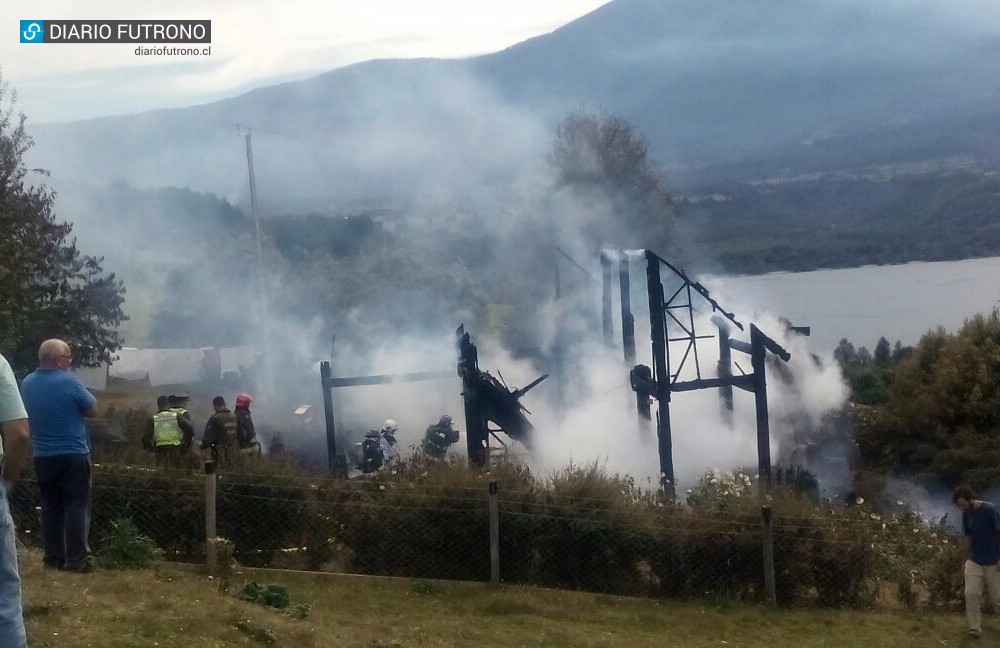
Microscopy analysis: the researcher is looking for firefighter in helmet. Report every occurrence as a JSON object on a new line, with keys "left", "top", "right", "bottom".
{"left": 234, "top": 392, "right": 258, "bottom": 453}
{"left": 380, "top": 418, "right": 400, "bottom": 466}
{"left": 359, "top": 428, "right": 384, "bottom": 474}
{"left": 422, "top": 414, "right": 459, "bottom": 459}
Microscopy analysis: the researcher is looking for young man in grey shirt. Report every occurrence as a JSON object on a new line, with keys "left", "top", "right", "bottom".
{"left": 0, "top": 351, "right": 31, "bottom": 648}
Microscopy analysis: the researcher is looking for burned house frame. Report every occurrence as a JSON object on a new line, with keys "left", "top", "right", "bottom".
{"left": 319, "top": 326, "right": 546, "bottom": 475}
{"left": 604, "top": 249, "right": 801, "bottom": 496}
{"left": 318, "top": 247, "right": 800, "bottom": 492}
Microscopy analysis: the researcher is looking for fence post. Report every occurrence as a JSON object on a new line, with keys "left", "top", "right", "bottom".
{"left": 205, "top": 459, "right": 217, "bottom": 575}
{"left": 489, "top": 480, "right": 499, "bottom": 585}
{"left": 761, "top": 504, "right": 777, "bottom": 606}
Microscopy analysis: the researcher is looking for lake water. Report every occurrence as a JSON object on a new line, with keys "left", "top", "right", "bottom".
{"left": 701, "top": 257, "right": 1000, "bottom": 351}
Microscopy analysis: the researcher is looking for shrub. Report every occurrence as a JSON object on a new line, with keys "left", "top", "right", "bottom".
{"left": 97, "top": 517, "right": 161, "bottom": 568}
{"left": 10, "top": 449, "right": 961, "bottom": 610}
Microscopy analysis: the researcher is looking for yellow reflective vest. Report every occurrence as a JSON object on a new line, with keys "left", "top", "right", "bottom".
{"left": 152, "top": 410, "right": 182, "bottom": 447}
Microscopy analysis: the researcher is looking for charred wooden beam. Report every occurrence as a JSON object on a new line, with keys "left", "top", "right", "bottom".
{"left": 670, "top": 375, "right": 755, "bottom": 393}
{"left": 323, "top": 370, "right": 454, "bottom": 388}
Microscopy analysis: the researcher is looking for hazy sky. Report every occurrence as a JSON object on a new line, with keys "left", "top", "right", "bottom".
{"left": 2, "top": 0, "right": 609, "bottom": 123}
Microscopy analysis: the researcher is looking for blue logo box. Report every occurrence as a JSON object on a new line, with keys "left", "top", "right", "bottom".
{"left": 20, "top": 20, "right": 45, "bottom": 43}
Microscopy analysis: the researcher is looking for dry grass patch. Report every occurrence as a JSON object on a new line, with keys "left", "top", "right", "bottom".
{"left": 18, "top": 549, "right": 991, "bottom": 647}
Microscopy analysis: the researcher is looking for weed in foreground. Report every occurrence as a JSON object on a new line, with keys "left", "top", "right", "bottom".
{"left": 96, "top": 516, "right": 161, "bottom": 569}
{"left": 237, "top": 580, "right": 312, "bottom": 619}
{"left": 234, "top": 617, "right": 278, "bottom": 644}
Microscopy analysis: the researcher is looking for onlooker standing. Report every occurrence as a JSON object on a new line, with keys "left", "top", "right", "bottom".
{"left": 202, "top": 396, "right": 238, "bottom": 462}
{"left": 953, "top": 485, "right": 1000, "bottom": 638}
{"left": 20, "top": 339, "right": 97, "bottom": 573}
{"left": 0, "top": 350, "right": 30, "bottom": 647}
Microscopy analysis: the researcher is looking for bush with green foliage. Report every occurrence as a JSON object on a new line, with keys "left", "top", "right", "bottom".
{"left": 854, "top": 311, "right": 1000, "bottom": 489}
{"left": 9, "top": 452, "right": 961, "bottom": 610}
{"left": 96, "top": 517, "right": 161, "bottom": 568}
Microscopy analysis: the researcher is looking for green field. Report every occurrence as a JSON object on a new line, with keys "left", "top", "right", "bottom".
{"left": 17, "top": 549, "right": 989, "bottom": 648}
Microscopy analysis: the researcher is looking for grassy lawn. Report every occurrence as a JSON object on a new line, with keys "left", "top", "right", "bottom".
{"left": 18, "top": 550, "right": 988, "bottom": 647}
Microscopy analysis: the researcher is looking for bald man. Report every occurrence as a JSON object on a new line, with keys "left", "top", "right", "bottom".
{"left": 20, "top": 339, "right": 98, "bottom": 573}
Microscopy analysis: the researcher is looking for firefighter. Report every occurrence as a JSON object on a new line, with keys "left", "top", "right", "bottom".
{"left": 360, "top": 428, "right": 384, "bottom": 474}
{"left": 234, "top": 392, "right": 258, "bottom": 453}
{"left": 422, "top": 414, "right": 459, "bottom": 459}
{"left": 166, "top": 393, "right": 195, "bottom": 453}
{"left": 380, "top": 418, "right": 400, "bottom": 466}
{"left": 202, "top": 396, "right": 238, "bottom": 462}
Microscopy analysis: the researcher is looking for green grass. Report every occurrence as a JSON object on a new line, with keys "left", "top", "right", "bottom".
{"left": 17, "top": 549, "right": 992, "bottom": 647}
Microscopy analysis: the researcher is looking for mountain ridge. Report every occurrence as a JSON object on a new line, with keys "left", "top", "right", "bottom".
{"left": 24, "top": 0, "right": 1000, "bottom": 204}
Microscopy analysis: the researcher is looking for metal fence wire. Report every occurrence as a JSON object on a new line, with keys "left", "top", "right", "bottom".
{"left": 7, "top": 464, "right": 966, "bottom": 611}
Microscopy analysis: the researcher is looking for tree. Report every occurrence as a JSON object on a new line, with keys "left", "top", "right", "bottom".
{"left": 547, "top": 111, "right": 673, "bottom": 248}
{"left": 0, "top": 77, "right": 126, "bottom": 371}
{"left": 873, "top": 336, "right": 891, "bottom": 365}
{"left": 855, "top": 314, "right": 1000, "bottom": 490}
{"left": 833, "top": 338, "right": 857, "bottom": 364}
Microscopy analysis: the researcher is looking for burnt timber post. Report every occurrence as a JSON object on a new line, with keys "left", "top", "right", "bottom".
{"left": 751, "top": 325, "right": 779, "bottom": 606}
{"left": 645, "top": 250, "right": 675, "bottom": 496}
{"left": 320, "top": 361, "right": 347, "bottom": 478}
{"left": 457, "top": 327, "right": 488, "bottom": 468}
{"left": 619, "top": 255, "right": 636, "bottom": 365}
{"left": 750, "top": 324, "right": 772, "bottom": 489}
{"left": 619, "top": 254, "right": 639, "bottom": 413}
{"left": 601, "top": 251, "right": 614, "bottom": 347}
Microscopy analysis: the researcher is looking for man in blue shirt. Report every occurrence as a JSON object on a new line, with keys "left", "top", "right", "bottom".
{"left": 20, "top": 339, "right": 98, "bottom": 573}
{"left": 0, "top": 350, "right": 31, "bottom": 647}
{"left": 954, "top": 485, "right": 1000, "bottom": 638}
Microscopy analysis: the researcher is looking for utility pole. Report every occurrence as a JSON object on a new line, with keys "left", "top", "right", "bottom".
{"left": 242, "top": 128, "right": 272, "bottom": 396}
{"left": 245, "top": 131, "right": 264, "bottom": 299}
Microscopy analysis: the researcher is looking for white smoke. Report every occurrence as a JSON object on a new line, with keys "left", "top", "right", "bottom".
{"left": 520, "top": 283, "right": 850, "bottom": 490}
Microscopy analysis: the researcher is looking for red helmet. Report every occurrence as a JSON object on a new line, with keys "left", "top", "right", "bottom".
{"left": 235, "top": 392, "right": 253, "bottom": 407}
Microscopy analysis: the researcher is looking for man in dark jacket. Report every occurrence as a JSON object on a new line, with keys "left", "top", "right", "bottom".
{"left": 201, "top": 396, "right": 238, "bottom": 461}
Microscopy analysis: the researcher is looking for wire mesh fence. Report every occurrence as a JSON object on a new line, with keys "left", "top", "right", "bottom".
{"left": 6, "top": 460, "right": 967, "bottom": 612}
